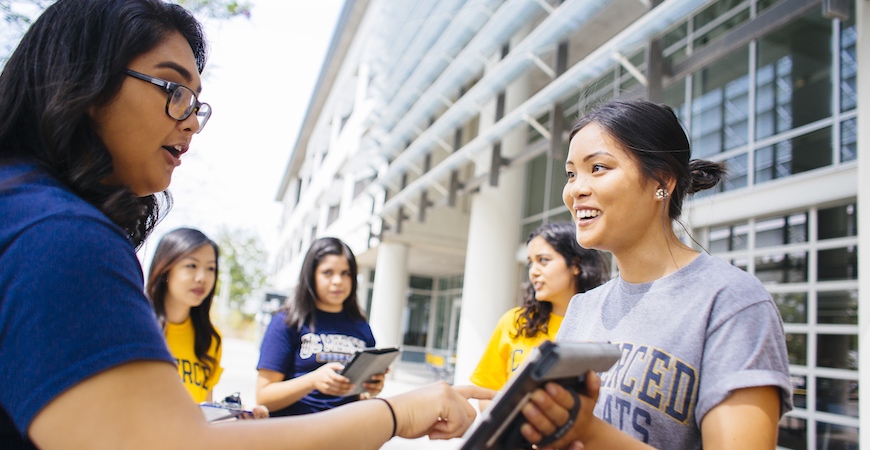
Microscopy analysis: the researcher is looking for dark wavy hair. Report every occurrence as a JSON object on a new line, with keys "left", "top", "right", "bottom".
{"left": 0, "top": 0, "right": 207, "bottom": 248}
{"left": 146, "top": 228, "right": 221, "bottom": 371}
{"left": 282, "top": 237, "right": 368, "bottom": 332}
{"left": 515, "top": 222, "right": 610, "bottom": 338}
{"left": 569, "top": 98, "right": 726, "bottom": 223}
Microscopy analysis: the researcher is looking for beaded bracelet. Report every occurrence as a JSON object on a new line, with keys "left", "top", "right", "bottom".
{"left": 373, "top": 398, "right": 397, "bottom": 438}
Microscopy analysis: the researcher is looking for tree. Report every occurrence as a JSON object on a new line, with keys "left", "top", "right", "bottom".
{"left": 1, "top": 0, "right": 251, "bottom": 65}
{"left": 216, "top": 226, "right": 268, "bottom": 319}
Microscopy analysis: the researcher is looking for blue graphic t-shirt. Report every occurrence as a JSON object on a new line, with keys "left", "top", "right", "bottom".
{"left": 257, "top": 309, "right": 375, "bottom": 416}
{"left": 0, "top": 162, "right": 174, "bottom": 448}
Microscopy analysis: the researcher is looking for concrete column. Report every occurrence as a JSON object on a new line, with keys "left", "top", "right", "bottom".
{"left": 368, "top": 241, "right": 409, "bottom": 347}
{"left": 857, "top": 0, "right": 870, "bottom": 445}
{"left": 453, "top": 33, "right": 532, "bottom": 385}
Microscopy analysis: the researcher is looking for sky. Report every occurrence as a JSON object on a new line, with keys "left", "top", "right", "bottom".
{"left": 138, "top": 0, "right": 345, "bottom": 266}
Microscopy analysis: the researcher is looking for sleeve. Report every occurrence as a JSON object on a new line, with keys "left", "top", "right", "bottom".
{"left": 695, "top": 297, "right": 794, "bottom": 426}
{"left": 363, "top": 322, "right": 376, "bottom": 348}
{"left": 469, "top": 310, "right": 516, "bottom": 391}
{"left": 256, "top": 311, "right": 297, "bottom": 376}
{"left": 0, "top": 216, "right": 174, "bottom": 433}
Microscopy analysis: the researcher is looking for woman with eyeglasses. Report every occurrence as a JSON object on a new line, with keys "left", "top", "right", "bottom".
{"left": 0, "top": 1, "right": 490, "bottom": 449}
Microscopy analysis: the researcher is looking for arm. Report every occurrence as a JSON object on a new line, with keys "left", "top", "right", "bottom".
{"left": 700, "top": 386, "right": 780, "bottom": 449}
{"left": 521, "top": 378, "right": 782, "bottom": 450}
{"left": 470, "top": 310, "right": 516, "bottom": 412}
{"left": 30, "top": 360, "right": 494, "bottom": 450}
{"left": 256, "top": 364, "right": 353, "bottom": 412}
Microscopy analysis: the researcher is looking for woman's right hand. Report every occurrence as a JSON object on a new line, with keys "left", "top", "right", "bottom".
{"left": 309, "top": 362, "right": 354, "bottom": 397}
{"left": 387, "top": 382, "right": 495, "bottom": 440}
{"left": 519, "top": 371, "right": 601, "bottom": 449}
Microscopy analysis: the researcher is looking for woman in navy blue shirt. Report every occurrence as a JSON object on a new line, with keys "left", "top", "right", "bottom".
{"left": 0, "top": 1, "right": 490, "bottom": 448}
{"left": 257, "top": 237, "right": 386, "bottom": 416}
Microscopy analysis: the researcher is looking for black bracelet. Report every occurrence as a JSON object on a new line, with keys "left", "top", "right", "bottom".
{"left": 374, "top": 397, "right": 397, "bottom": 438}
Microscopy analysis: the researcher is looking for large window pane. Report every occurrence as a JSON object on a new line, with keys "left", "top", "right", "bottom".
{"left": 816, "top": 377, "right": 858, "bottom": 417}
{"left": 402, "top": 293, "right": 429, "bottom": 347}
{"left": 709, "top": 222, "right": 748, "bottom": 253}
{"left": 549, "top": 154, "right": 568, "bottom": 211}
{"left": 818, "top": 203, "right": 857, "bottom": 239}
{"left": 754, "top": 252, "right": 807, "bottom": 284}
{"left": 817, "top": 334, "right": 857, "bottom": 370}
{"left": 663, "top": 78, "right": 687, "bottom": 125}
{"left": 756, "top": 213, "right": 807, "bottom": 247}
{"left": 772, "top": 292, "right": 807, "bottom": 323}
{"left": 817, "top": 246, "right": 858, "bottom": 281}
{"left": 409, "top": 276, "right": 433, "bottom": 290}
{"left": 792, "top": 373, "right": 808, "bottom": 408}
{"left": 433, "top": 294, "right": 452, "bottom": 350}
{"left": 692, "top": 1, "right": 749, "bottom": 49}
{"left": 754, "top": 127, "right": 833, "bottom": 184}
{"left": 692, "top": 46, "right": 749, "bottom": 158}
{"left": 818, "top": 290, "right": 858, "bottom": 325}
{"left": 778, "top": 415, "right": 807, "bottom": 449}
{"left": 524, "top": 154, "right": 548, "bottom": 217}
{"left": 720, "top": 153, "right": 748, "bottom": 192}
{"left": 840, "top": 4, "right": 857, "bottom": 112}
{"left": 816, "top": 422, "right": 859, "bottom": 449}
{"left": 786, "top": 333, "right": 807, "bottom": 365}
{"left": 841, "top": 117, "right": 857, "bottom": 162}
{"left": 756, "top": 10, "right": 833, "bottom": 140}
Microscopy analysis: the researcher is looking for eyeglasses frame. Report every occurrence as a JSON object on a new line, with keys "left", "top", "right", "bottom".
{"left": 124, "top": 69, "right": 211, "bottom": 133}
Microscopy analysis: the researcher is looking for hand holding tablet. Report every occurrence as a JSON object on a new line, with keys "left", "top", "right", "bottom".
{"left": 340, "top": 347, "right": 400, "bottom": 397}
{"left": 459, "top": 341, "right": 620, "bottom": 450}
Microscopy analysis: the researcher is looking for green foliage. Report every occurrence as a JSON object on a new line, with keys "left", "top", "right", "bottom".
{"left": 216, "top": 226, "right": 268, "bottom": 319}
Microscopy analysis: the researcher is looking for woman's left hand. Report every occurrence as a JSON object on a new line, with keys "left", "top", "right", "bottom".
{"left": 360, "top": 372, "right": 386, "bottom": 399}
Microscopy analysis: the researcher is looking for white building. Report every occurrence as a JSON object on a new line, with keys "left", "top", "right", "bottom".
{"left": 273, "top": 1, "right": 866, "bottom": 447}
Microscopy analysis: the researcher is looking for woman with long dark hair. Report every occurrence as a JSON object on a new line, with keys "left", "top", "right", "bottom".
{"left": 470, "top": 221, "right": 609, "bottom": 410}
{"left": 146, "top": 228, "right": 223, "bottom": 403}
{"left": 257, "top": 237, "right": 385, "bottom": 416}
{"left": 519, "top": 99, "right": 792, "bottom": 449}
{"left": 0, "top": 1, "right": 489, "bottom": 448}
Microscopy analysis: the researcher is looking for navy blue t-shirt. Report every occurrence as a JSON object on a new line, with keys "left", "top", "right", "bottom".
{"left": 0, "top": 163, "right": 174, "bottom": 447}
{"left": 257, "top": 310, "right": 375, "bottom": 416}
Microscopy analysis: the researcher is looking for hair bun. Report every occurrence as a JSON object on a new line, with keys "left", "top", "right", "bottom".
{"left": 688, "top": 159, "right": 727, "bottom": 194}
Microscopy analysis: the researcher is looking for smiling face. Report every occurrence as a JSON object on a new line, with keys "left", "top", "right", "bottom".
{"left": 563, "top": 122, "right": 666, "bottom": 257}
{"left": 314, "top": 254, "right": 353, "bottom": 313}
{"left": 165, "top": 244, "right": 217, "bottom": 315}
{"left": 91, "top": 31, "right": 204, "bottom": 196}
{"left": 527, "top": 235, "right": 578, "bottom": 309}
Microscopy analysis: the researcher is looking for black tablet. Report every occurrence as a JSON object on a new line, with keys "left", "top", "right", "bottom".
{"left": 340, "top": 347, "right": 400, "bottom": 396}
{"left": 459, "top": 341, "right": 621, "bottom": 450}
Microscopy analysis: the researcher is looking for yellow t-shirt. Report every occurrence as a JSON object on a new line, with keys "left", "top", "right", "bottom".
{"left": 469, "top": 307, "right": 563, "bottom": 391}
{"left": 164, "top": 317, "right": 224, "bottom": 403}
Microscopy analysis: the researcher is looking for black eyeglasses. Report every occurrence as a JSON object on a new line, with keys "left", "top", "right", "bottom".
{"left": 125, "top": 69, "right": 212, "bottom": 133}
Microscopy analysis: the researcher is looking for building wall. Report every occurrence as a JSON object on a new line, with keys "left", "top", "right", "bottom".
{"left": 274, "top": 1, "right": 863, "bottom": 447}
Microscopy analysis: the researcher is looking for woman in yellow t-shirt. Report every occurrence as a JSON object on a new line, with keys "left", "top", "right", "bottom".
{"left": 146, "top": 227, "right": 224, "bottom": 404}
{"left": 470, "top": 221, "right": 610, "bottom": 410}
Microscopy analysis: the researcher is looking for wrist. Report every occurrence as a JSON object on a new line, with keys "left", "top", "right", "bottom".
{"left": 372, "top": 398, "right": 396, "bottom": 438}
